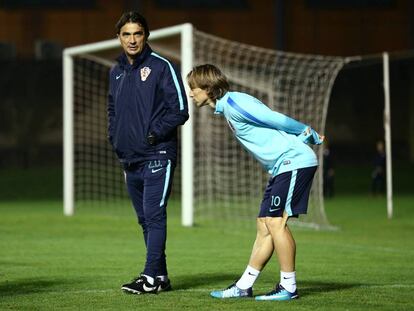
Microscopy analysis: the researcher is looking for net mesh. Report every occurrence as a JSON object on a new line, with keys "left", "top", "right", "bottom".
{"left": 191, "top": 30, "right": 345, "bottom": 228}
{"left": 73, "top": 55, "right": 127, "bottom": 210}
{"left": 71, "top": 28, "right": 345, "bottom": 228}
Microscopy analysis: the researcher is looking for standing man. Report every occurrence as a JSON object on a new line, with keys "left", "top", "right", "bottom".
{"left": 108, "top": 12, "right": 189, "bottom": 294}
{"left": 187, "top": 64, "right": 323, "bottom": 301}
{"left": 371, "top": 140, "right": 386, "bottom": 195}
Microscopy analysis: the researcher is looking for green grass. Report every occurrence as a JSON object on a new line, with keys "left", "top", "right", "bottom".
{"left": 1, "top": 194, "right": 413, "bottom": 310}
{"left": 0, "top": 165, "right": 413, "bottom": 310}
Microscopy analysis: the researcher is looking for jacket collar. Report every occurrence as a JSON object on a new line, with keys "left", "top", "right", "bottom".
{"left": 214, "top": 92, "right": 229, "bottom": 115}
{"left": 117, "top": 44, "right": 153, "bottom": 70}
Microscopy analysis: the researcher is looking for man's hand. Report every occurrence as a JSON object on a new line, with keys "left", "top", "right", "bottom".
{"left": 147, "top": 132, "right": 157, "bottom": 145}
{"left": 299, "top": 127, "right": 324, "bottom": 145}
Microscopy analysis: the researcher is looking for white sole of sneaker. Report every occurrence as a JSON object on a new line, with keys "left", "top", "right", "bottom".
{"left": 121, "top": 287, "right": 156, "bottom": 294}
{"left": 121, "top": 287, "right": 143, "bottom": 294}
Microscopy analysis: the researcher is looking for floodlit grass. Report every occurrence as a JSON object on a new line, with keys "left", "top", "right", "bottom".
{"left": 1, "top": 164, "right": 413, "bottom": 309}
{"left": 1, "top": 194, "right": 413, "bottom": 310}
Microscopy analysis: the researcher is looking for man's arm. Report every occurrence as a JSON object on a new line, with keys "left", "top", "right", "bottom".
{"left": 229, "top": 96, "right": 307, "bottom": 135}
{"left": 229, "top": 95, "right": 323, "bottom": 145}
{"left": 107, "top": 70, "right": 115, "bottom": 145}
{"left": 149, "top": 64, "right": 189, "bottom": 144}
{"left": 253, "top": 102, "right": 324, "bottom": 145}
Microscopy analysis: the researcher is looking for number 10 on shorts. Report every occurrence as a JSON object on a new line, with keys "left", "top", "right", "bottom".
{"left": 271, "top": 195, "right": 281, "bottom": 207}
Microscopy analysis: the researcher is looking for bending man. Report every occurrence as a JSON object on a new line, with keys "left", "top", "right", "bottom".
{"left": 187, "top": 64, "right": 323, "bottom": 301}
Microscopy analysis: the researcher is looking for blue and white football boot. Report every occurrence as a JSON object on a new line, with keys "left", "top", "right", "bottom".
{"left": 210, "top": 282, "right": 253, "bottom": 299}
{"left": 255, "top": 284, "right": 299, "bottom": 301}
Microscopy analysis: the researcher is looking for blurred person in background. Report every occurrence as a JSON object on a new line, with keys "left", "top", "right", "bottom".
{"left": 371, "top": 140, "right": 386, "bottom": 195}
{"left": 323, "top": 140, "right": 335, "bottom": 198}
{"left": 107, "top": 11, "right": 189, "bottom": 294}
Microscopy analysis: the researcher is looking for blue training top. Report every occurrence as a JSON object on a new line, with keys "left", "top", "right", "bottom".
{"left": 214, "top": 92, "right": 323, "bottom": 176}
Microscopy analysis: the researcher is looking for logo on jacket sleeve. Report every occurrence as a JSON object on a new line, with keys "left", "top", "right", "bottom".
{"left": 140, "top": 67, "right": 151, "bottom": 81}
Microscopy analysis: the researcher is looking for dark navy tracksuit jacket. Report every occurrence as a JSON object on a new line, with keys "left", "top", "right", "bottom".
{"left": 107, "top": 44, "right": 189, "bottom": 165}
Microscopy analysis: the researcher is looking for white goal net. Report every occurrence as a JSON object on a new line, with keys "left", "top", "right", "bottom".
{"left": 64, "top": 24, "right": 346, "bottom": 229}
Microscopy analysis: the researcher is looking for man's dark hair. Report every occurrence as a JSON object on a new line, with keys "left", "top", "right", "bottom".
{"left": 115, "top": 11, "right": 150, "bottom": 38}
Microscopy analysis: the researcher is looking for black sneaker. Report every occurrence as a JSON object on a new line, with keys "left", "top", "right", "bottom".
{"left": 156, "top": 277, "right": 172, "bottom": 292}
{"left": 121, "top": 275, "right": 159, "bottom": 294}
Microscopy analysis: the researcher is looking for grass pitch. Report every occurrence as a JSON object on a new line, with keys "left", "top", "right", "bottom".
{"left": 1, "top": 194, "right": 413, "bottom": 310}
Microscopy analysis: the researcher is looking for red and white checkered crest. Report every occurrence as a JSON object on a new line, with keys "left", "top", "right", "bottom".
{"left": 140, "top": 67, "right": 151, "bottom": 81}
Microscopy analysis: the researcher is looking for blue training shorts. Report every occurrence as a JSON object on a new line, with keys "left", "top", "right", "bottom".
{"left": 258, "top": 166, "right": 317, "bottom": 218}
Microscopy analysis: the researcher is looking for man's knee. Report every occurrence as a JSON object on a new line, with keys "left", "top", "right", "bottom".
{"left": 264, "top": 216, "right": 288, "bottom": 232}
{"left": 256, "top": 217, "right": 271, "bottom": 237}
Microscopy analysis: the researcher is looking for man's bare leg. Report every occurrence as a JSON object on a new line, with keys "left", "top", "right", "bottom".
{"left": 235, "top": 217, "right": 274, "bottom": 290}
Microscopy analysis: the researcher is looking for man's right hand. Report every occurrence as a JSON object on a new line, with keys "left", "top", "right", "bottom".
{"left": 147, "top": 132, "right": 157, "bottom": 145}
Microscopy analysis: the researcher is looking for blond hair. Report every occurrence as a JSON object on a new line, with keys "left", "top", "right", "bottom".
{"left": 187, "top": 64, "right": 229, "bottom": 101}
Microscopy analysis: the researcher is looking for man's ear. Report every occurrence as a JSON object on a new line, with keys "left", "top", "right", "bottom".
{"left": 206, "top": 88, "right": 215, "bottom": 101}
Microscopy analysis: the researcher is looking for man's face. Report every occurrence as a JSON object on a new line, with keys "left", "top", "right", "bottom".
{"left": 118, "top": 22, "right": 146, "bottom": 63}
{"left": 189, "top": 87, "right": 210, "bottom": 107}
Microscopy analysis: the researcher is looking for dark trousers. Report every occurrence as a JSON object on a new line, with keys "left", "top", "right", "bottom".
{"left": 124, "top": 159, "right": 174, "bottom": 277}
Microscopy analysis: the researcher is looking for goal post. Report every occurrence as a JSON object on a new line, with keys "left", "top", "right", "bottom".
{"left": 382, "top": 52, "right": 393, "bottom": 219}
{"left": 342, "top": 52, "right": 394, "bottom": 220}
